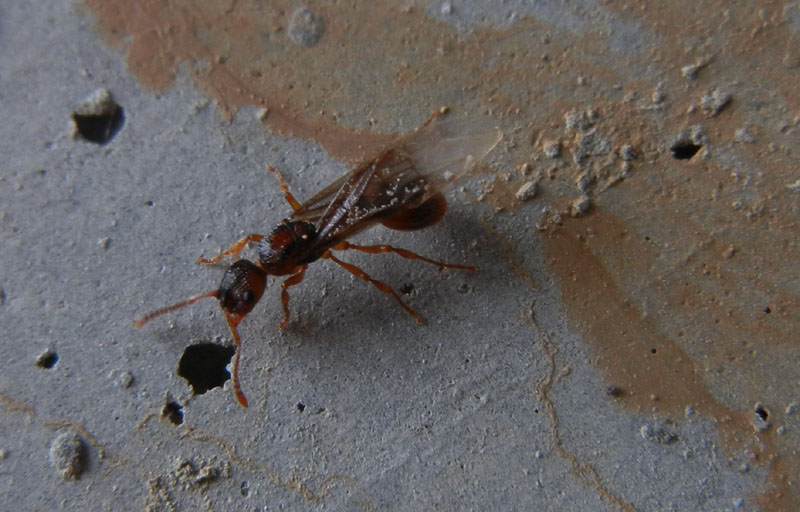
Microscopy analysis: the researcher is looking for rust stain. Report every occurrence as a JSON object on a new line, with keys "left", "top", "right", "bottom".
{"left": 542, "top": 214, "right": 748, "bottom": 420}
{"left": 543, "top": 211, "right": 798, "bottom": 510}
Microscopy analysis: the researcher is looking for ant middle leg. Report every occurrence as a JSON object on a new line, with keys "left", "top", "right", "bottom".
{"left": 279, "top": 265, "right": 307, "bottom": 329}
{"left": 267, "top": 166, "right": 302, "bottom": 212}
{"left": 197, "top": 234, "right": 264, "bottom": 265}
{"left": 322, "top": 251, "right": 423, "bottom": 324}
{"left": 330, "top": 241, "right": 475, "bottom": 271}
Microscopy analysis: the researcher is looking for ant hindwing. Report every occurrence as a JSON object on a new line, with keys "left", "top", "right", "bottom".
{"left": 135, "top": 112, "right": 501, "bottom": 407}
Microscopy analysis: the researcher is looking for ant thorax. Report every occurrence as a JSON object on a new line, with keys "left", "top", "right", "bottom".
{"left": 257, "top": 220, "right": 319, "bottom": 275}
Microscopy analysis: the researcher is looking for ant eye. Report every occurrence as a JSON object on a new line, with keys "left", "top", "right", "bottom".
{"left": 242, "top": 290, "right": 255, "bottom": 304}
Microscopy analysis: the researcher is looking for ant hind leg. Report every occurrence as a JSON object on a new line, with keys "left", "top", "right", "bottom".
{"left": 323, "top": 250, "right": 423, "bottom": 324}
{"left": 330, "top": 241, "right": 475, "bottom": 271}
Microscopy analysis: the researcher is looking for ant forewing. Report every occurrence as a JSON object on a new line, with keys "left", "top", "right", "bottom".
{"left": 135, "top": 112, "right": 501, "bottom": 407}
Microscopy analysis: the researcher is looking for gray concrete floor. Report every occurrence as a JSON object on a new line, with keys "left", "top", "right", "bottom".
{"left": 1, "top": 1, "right": 798, "bottom": 510}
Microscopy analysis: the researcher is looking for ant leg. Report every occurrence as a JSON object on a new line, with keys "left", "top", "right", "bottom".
{"left": 222, "top": 312, "right": 250, "bottom": 408}
{"left": 323, "top": 251, "right": 423, "bottom": 324}
{"left": 197, "top": 234, "right": 264, "bottom": 265}
{"left": 330, "top": 241, "right": 475, "bottom": 271}
{"left": 267, "top": 166, "right": 302, "bottom": 212}
{"left": 421, "top": 110, "right": 442, "bottom": 127}
{"left": 279, "top": 265, "right": 307, "bottom": 329}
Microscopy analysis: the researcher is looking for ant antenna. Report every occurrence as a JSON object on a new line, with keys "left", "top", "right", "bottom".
{"left": 134, "top": 291, "right": 218, "bottom": 328}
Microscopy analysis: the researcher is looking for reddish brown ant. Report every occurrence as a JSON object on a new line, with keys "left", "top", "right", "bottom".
{"left": 135, "top": 112, "right": 501, "bottom": 407}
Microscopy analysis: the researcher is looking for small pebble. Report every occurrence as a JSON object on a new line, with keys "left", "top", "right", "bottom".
{"left": 543, "top": 140, "right": 561, "bottom": 158}
{"left": 681, "top": 60, "right": 707, "bottom": 80}
{"left": 515, "top": 181, "right": 538, "bottom": 202}
{"left": 734, "top": 127, "right": 755, "bottom": 143}
{"left": 700, "top": 88, "right": 732, "bottom": 116}
{"left": 109, "top": 369, "right": 134, "bottom": 389}
{"left": 73, "top": 88, "right": 116, "bottom": 117}
{"left": 49, "top": 432, "right": 86, "bottom": 480}
{"left": 785, "top": 180, "right": 800, "bottom": 194}
{"left": 570, "top": 196, "right": 592, "bottom": 217}
{"left": 721, "top": 245, "right": 736, "bottom": 259}
{"left": 288, "top": 7, "right": 325, "bottom": 47}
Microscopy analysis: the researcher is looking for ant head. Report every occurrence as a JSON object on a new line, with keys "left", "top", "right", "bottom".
{"left": 134, "top": 259, "right": 267, "bottom": 409}
{"left": 216, "top": 260, "right": 267, "bottom": 319}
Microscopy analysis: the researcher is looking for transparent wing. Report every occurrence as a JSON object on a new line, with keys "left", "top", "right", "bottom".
{"left": 291, "top": 113, "right": 501, "bottom": 248}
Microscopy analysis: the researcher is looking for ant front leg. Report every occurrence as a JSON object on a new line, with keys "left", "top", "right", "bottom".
{"left": 279, "top": 265, "right": 307, "bottom": 329}
{"left": 197, "top": 234, "right": 264, "bottom": 265}
{"left": 322, "top": 250, "right": 423, "bottom": 324}
{"left": 330, "top": 241, "right": 475, "bottom": 271}
{"left": 267, "top": 166, "right": 302, "bottom": 213}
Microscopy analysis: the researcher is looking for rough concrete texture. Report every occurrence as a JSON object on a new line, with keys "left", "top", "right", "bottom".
{"left": 1, "top": 1, "right": 798, "bottom": 510}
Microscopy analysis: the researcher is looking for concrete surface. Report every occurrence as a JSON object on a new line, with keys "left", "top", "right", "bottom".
{"left": 1, "top": 1, "right": 798, "bottom": 510}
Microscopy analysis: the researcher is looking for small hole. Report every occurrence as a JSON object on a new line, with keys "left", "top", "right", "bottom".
{"left": 755, "top": 404, "right": 768, "bottom": 422}
{"left": 650, "top": 348, "right": 658, "bottom": 354}
{"left": 606, "top": 386, "right": 624, "bottom": 397}
{"left": 163, "top": 401, "right": 184, "bottom": 425}
{"left": 399, "top": 283, "right": 415, "bottom": 295}
{"left": 36, "top": 350, "right": 58, "bottom": 369}
{"left": 177, "top": 343, "right": 236, "bottom": 396}
{"left": 763, "top": 306, "right": 771, "bottom": 314}
{"left": 72, "top": 105, "right": 125, "bottom": 145}
{"left": 296, "top": 402, "right": 305, "bottom": 412}
{"left": 146, "top": 200, "right": 155, "bottom": 207}
{"left": 670, "top": 141, "right": 702, "bottom": 160}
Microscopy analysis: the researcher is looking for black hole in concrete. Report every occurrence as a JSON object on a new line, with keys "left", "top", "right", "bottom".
{"left": 177, "top": 343, "right": 236, "bottom": 396}
{"left": 36, "top": 350, "right": 58, "bottom": 369}
{"left": 650, "top": 348, "right": 658, "bottom": 354}
{"left": 163, "top": 401, "right": 184, "bottom": 425}
{"left": 399, "top": 283, "right": 415, "bottom": 295}
{"left": 72, "top": 106, "right": 125, "bottom": 145}
{"left": 146, "top": 200, "right": 155, "bottom": 207}
{"left": 240, "top": 481, "right": 249, "bottom": 497}
{"left": 296, "top": 402, "right": 305, "bottom": 412}
{"left": 755, "top": 404, "right": 768, "bottom": 422}
{"left": 763, "top": 306, "right": 771, "bottom": 314}
{"left": 670, "top": 141, "right": 702, "bottom": 160}
{"left": 606, "top": 386, "right": 625, "bottom": 397}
